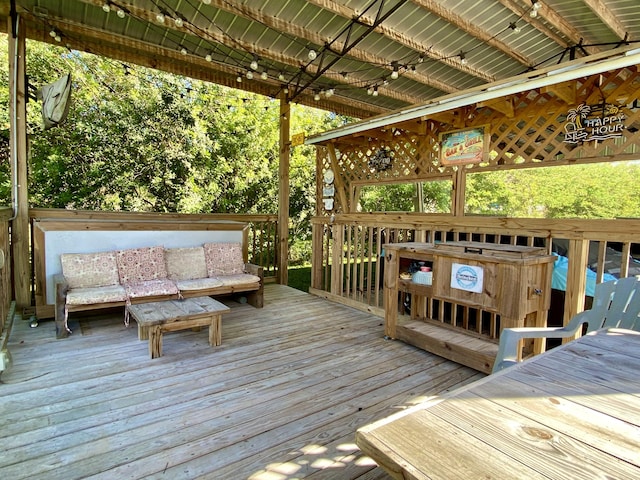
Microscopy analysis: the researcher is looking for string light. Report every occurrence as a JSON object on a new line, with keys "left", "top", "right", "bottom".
{"left": 509, "top": 22, "right": 521, "bottom": 34}
{"left": 202, "top": 0, "right": 211, "bottom": 4}
{"left": 246, "top": 71, "right": 254, "bottom": 80}
{"left": 156, "top": 12, "right": 165, "bottom": 24}
{"left": 308, "top": 49, "right": 317, "bottom": 61}
{"left": 390, "top": 62, "right": 399, "bottom": 80}
{"left": 278, "top": 72, "right": 285, "bottom": 81}
{"left": 236, "top": 73, "right": 243, "bottom": 83}
{"left": 49, "top": 29, "right": 61, "bottom": 42}
{"left": 459, "top": 51, "right": 467, "bottom": 65}
{"left": 261, "top": 71, "right": 268, "bottom": 80}
{"left": 116, "top": 8, "right": 125, "bottom": 18}
{"left": 250, "top": 56, "right": 259, "bottom": 71}
{"left": 372, "top": 86, "right": 379, "bottom": 96}
{"left": 313, "top": 91, "right": 320, "bottom": 101}
{"left": 530, "top": 0, "right": 541, "bottom": 18}
{"left": 102, "top": 2, "right": 111, "bottom": 13}
{"left": 174, "top": 17, "right": 184, "bottom": 28}
{"left": 205, "top": 53, "right": 212, "bottom": 62}
{"left": 180, "top": 46, "right": 188, "bottom": 55}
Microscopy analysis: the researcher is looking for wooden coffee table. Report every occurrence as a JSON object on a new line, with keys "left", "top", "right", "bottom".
{"left": 127, "top": 296, "right": 230, "bottom": 359}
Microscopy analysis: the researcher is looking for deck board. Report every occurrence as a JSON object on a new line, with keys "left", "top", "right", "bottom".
{"left": 0, "top": 285, "right": 482, "bottom": 479}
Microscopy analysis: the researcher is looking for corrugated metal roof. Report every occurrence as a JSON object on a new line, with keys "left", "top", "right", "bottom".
{"left": 2, "top": 0, "right": 639, "bottom": 118}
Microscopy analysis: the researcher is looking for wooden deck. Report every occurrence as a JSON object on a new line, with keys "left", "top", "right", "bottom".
{"left": 0, "top": 284, "right": 483, "bottom": 479}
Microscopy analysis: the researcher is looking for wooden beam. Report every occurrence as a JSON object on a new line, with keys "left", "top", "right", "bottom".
{"left": 326, "top": 143, "right": 349, "bottom": 212}
{"left": 12, "top": 9, "right": 385, "bottom": 119}
{"left": 541, "top": 81, "right": 577, "bottom": 105}
{"left": 278, "top": 95, "right": 290, "bottom": 285}
{"left": 498, "top": 0, "right": 602, "bottom": 55}
{"left": 8, "top": 15, "right": 30, "bottom": 308}
{"left": 477, "top": 97, "right": 515, "bottom": 118}
{"left": 411, "top": 0, "right": 533, "bottom": 69}
{"left": 583, "top": 0, "right": 628, "bottom": 41}
{"left": 307, "top": 0, "right": 494, "bottom": 83}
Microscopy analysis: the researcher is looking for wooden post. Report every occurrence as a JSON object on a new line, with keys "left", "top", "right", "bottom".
{"left": 278, "top": 94, "right": 290, "bottom": 285}
{"left": 8, "top": 14, "right": 30, "bottom": 308}
{"left": 330, "top": 223, "right": 344, "bottom": 296}
{"left": 563, "top": 239, "right": 589, "bottom": 339}
{"left": 452, "top": 168, "right": 466, "bottom": 216}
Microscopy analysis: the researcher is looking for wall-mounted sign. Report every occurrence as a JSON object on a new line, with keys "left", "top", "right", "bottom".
{"left": 450, "top": 263, "right": 484, "bottom": 293}
{"left": 291, "top": 132, "right": 306, "bottom": 146}
{"left": 563, "top": 103, "right": 626, "bottom": 144}
{"left": 439, "top": 125, "right": 489, "bottom": 165}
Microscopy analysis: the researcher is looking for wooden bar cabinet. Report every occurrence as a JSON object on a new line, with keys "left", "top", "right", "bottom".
{"left": 383, "top": 242, "right": 555, "bottom": 373}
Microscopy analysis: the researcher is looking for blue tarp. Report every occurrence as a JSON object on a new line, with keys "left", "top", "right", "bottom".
{"left": 552, "top": 253, "right": 616, "bottom": 297}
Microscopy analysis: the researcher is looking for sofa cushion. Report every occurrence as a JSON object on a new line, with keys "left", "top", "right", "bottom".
{"left": 204, "top": 242, "right": 245, "bottom": 276}
{"left": 165, "top": 247, "right": 208, "bottom": 281}
{"left": 216, "top": 273, "right": 261, "bottom": 286}
{"left": 124, "top": 279, "right": 180, "bottom": 299}
{"left": 66, "top": 284, "right": 128, "bottom": 306}
{"left": 61, "top": 251, "right": 120, "bottom": 289}
{"left": 175, "top": 277, "right": 224, "bottom": 292}
{"left": 117, "top": 246, "right": 168, "bottom": 284}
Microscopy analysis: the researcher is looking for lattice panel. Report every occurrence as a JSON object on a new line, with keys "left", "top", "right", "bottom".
{"left": 317, "top": 66, "right": 640, "bottom": 213}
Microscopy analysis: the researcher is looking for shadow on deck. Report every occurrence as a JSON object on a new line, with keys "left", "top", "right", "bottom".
{"left": 0, "top": 284, "right": 483, "bottom": 479}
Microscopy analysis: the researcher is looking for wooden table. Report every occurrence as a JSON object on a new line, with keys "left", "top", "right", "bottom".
{"left": 127, "top": 296, "right": 230, "bottom": 359}
{"left": 356, "top": 328, "right": 640, "bottom": 479}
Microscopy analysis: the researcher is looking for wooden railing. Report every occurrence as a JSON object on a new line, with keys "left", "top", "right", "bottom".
{"left": 0, "top": 207, "right": 14, "bottom": 371}
{"left": 311, "top": 213, "right": 640, "bottom": 342}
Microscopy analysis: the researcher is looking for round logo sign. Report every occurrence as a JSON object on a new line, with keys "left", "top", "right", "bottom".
{"left": 455, "top": 266, "right": 479, "bottom": 289}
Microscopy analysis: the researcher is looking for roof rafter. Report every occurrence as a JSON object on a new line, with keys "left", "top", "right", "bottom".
{"left": 410, "top": 0, "right": 534, "bottom": 67}
{"left": 78, "top": 0, "right": 424, "bottom": 105}
{"left": 307, "top": 0, "right": 495, "bottom": 82}
{"left": 498, "top": 0, "right": 602, "bottom": 55}
{"left": 203, "top": 0, "right": 457, "bottom": 97}
{"left": 582, "top": 0, "right": 628, "bottom": 41}
{"left": 17, "top": 9, "right": 384, "bottom": 118}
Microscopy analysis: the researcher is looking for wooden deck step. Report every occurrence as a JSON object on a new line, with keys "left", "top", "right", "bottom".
{"left": 395, "top": 319, "right": 499, "bottom": 374}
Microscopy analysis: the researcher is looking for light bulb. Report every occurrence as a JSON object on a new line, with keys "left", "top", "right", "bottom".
{"left": 156, "top": 13, "right": 165, "bottom": 24}
{"left": 261, "top": 71, "right": 268, "bottom": 80}
{"left": 509, "top": 22, "right": 521, "bottom": 33}
{"left": 367, "top": 87, "right": 373, "bottom": 96}
{"left": 205, "top": 53, "right": 212, "bottom": 62}
{"left": 180, "top": 47, "right": 187, "bottom": 55}
{"left": 390, "top": 70, "right": 399, "bottom": 80}
{"left": 459, "top": 52, "right": 467, "bottom": 65}
{"left": 250, "top": 59, "right": 259, "bottom": 70}
{"left": 49, "top": 29, "right": 57, "bottom": 38}
{"left": 116, "top": 9, "right": 125, "bottom": 18}
{"left": 314, "top": 92, "right": 320, "bottom": 101}
{"left": 246, "top": 71, "right": 254, "bottom": 80}
{"left": 175, "top": 17, "right": 184, "bottom": 28}
{"left": 530, "top": 9, "right": 538, "bottom": 18}
{"left": 278, "top": 72, "right": 285, "bottom": 81}
{"left": 102, "top": 3, "right": 110, "bottom": 13}
{"left": 372, "top": 87, "right": 379, "bottom": 96}
{"left": 54, "top": 35, "right": 61, "bottom": 42}
{"left": 308, "top": 49, "right": 317, "bottom": 61}
{"left": 236, "top": 74, "right": 242, "bottom": 83}
{"left": 202, "top": 0, "right": 211, "bottom": 4}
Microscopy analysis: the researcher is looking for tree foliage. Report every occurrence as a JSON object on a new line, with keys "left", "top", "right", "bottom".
{"left": 466, "top": 163, "right": 640, "bottom": 219}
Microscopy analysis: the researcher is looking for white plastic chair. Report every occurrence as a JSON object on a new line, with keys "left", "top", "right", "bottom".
{"left": 492, "top": 276, "right": 640, "bottom": 373}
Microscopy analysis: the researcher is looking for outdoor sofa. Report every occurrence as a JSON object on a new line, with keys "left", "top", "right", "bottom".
{"left": 54, "top": 243, "right": 263, "bottom": 338}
